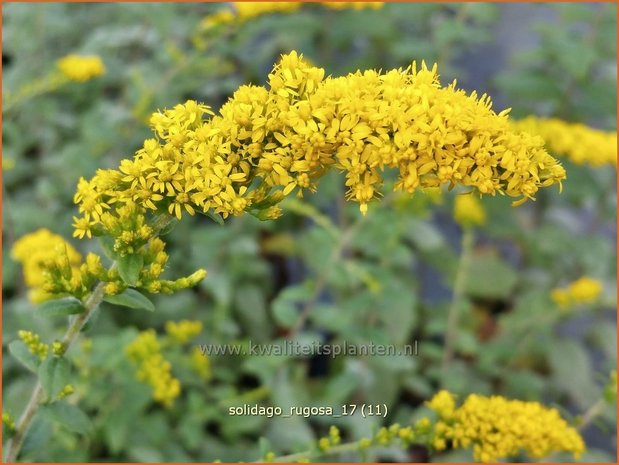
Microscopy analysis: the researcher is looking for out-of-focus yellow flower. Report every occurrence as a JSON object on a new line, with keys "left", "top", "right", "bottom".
{"left": 2, "top": 158, "right": 15, "bottom": 171}
{"left": 11, "top": 229, "right": 83, "bottom": 303}
{"left": 428, "top": 390, "right": 585, "bottom": 462}
{"left": 2, "top": 412, "right": 16, "bottom": 432}
{"left": 426, "top": 389, "right": 456, "bottom": 420}
{"left": 72, "top": 51, "right": 565, "bottom": 241}
{"left": 190, "top": 347, "right": 211, "bottom": 380}
{"left": 512, "top": 117, "right": 617, "bottom": 167}
{"left": 200, "top": 9, "right": 236, "bottom": 29}
{"left": 201, "top": 2, "right": 383, "bottom": 29}
{"left": 551, "top": 277, "right": 602, "bottom": 310}
{"left": 18, "top": 330, "right": 49, "bottom": 360}
{"left": 165, "top": 320, "right": 203, "bottom": 344}
{"left": 323, "top": 2, "right": 383, "bottom": 10}
{"left": 126, "top": 330, "right": 180, "bottom": 407}
{"left": 234, "top": 2, "right": 301, "bottom": 20}
{"left": 453, "top": 193, "right": 486, "bottom": 227}
{"left": 56, "top": 54, "right": 105, "bottom": 82}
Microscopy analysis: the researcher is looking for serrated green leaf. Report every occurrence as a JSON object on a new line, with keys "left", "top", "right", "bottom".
{"left": 41, "top": 401, "right": 92, "bottom": 434}
{"left": 104, "top": 288, "right": 155, "bottom": 312}
{"left": 8, "top": 340, "right": 41, "bottom": 373}
{"left": 38, "top": 297, "right": 85, "bottom": 317}
{"left": 117, "top": 254, "right": 144, "bottom": 286}
{"left": 39, "top": 357, "right": 70, "bottom": 400}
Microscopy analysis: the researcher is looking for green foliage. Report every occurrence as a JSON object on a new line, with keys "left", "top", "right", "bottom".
{"left": 103, "top": 289, "right": 155, "bottom": 312}
{"left": 38, "top": 297, "right": 85, "bottom": 317}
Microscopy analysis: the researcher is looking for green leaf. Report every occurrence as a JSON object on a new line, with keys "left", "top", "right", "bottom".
{"left": 271, "top": 284, "right": 312, "bottom": 328}
{"left": 158, "top": 218, "right": 178, "bottom": 235}
{"left": 38, "top": 297, "right": 85, "bottom": 317}
{"left": 40, "top": 401, "right": 92, "bottom": 434}
{"left": 548, "top": 338, "right": 599, "bottom": 409}
{"left": 117, "top": 254, "right": 144, "bottom": 286}
{"left": 20, "top": 414, "right": 53, "bottom": 459}
{"left": 98, "top": 236, "right": 116, "bottom": 260}
{"left": 8, "top": 340, "right": 41, "bottom": 373}
{"left": 463, "top": 255, "right": 518, "bottom": 300}
{"left": 39, "top": 357, "right": 70, "bottom": 400}
{"left": 204, "top": 209, "right": 224, "bottom": 225}
{"left": 104, "top": 288, "right": 155, "bottom": 312}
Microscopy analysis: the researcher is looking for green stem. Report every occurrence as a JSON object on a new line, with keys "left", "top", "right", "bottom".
{"left": 260, "top": 440, "right": 364, "bottom": 463}
{"left": 441, "top": 227, "right": 474, "bottom": 380}
{"left": 578, "top": 398, "right": 606, "bottom": 432}
{"left": 4, "top": 280, "right": 108, "bottom": 462}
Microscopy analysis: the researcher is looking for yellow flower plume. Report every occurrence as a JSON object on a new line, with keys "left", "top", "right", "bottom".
{"left": 512, "top": 117, "right": 617, "bottom": 167}
{"left": 73, "top": 51, "right": 566, "bottom": 240}
{"left": 427, "top": 390, "right": 585, "bottom": 462}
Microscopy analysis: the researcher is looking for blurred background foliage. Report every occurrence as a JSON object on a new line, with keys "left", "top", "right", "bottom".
{"left": 2, "top": 2, "right": 617, "bottom": 462}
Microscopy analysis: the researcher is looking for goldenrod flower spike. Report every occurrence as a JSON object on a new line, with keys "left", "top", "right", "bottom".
{"left": 201, "top": 2, "right": 384, "bottom": 30}
{"left": 512, "top": 117, "right": 617, "bottom": 167}
{"left": 72, "top": 51, "right": 565, "bottom": 239}
{"left": 427, "top": 390, "right": 585, "bottom": 462}
{"left": 126, "top": 330, "right": 181, "bottom": 407}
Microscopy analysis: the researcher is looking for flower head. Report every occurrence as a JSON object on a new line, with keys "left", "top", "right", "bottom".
{"left": 165, "top": 320, "right": 203, "bottom": 344}
{"left": 512, "top": 117, "right": 617, "bottom": 167}
{"left": 551, "top": 276, "right": 603, "bottom": 310}
{"left": 427, "top": 391, "right": 585, "bottom": 462}
{"left": 126, "top": 330, "right": 180, "bottom": 407}
{"left": 18, "top": 330, "right": 49, "bottom": 360}
{"left": 11, "top": 229, "right": 84, "bottom": 302}
{"left": 72, "top": 52, "right": 565, "bottom": 237}
{"left": 57, "top": 54, "right": 105, "bottom": 82}
{"left": 453, "top": 193, "right": 486, "bottom": 227}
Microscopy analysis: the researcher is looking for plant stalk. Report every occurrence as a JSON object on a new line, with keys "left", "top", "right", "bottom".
{"left": 441, "top": 227, "right": 474, "bottom": 381}
{"left": 4, "top": 281, "right": 108, "bottom": 462}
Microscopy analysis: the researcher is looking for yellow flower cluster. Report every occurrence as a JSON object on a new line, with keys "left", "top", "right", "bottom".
{"left": 11, "top": 229, "right": 107, "bottom": 302}
{"left": 427, "top": 390, "right": 585, "bottom": 462}
{"left": 551, "top": 276, "right": 603, "bottom": 310}
{"left": 18, "top": 330, "right": 49, "bottom": 360}
{"left": 190, "top": 347, "right": 211, "bottom": 380}
{"left": 126, "top": 330, "right": 180, "bottom": 407}
{"left": 73, "top": 52, "right": 565, "bottom": 240}
{"left": 324, "top": 2, "right": 384, "bottom": 10}
{"left": 453, "top": 193, "right": 486, "bottom": 227}
{"left": 58, "top": 384, "right": 75, "bottom": 399}
{"left": 12, "top": 226, "right": 205, "bottom": 304}
{"left": 2, "top": 412, "right": 16, "bottom": 432}
{"left": 318, "top": 425, "right": 342, "bottom": 452}
{"left": 201, "top": 2, "right": 383, "bottom": 29}
{"left": 12, "top": 229, "right": 81, "bottom": 302}
{"left": 511, "top": 117, "right": 617, "bottom": 167}
{"left": 52, "top": 341, "right": 66, "bottom": 356}
{"left": 165, "top": 320, "right": 203, "bottom": 344}
{"left": 56, "top": 54, "right": 105, "bottom": 82}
